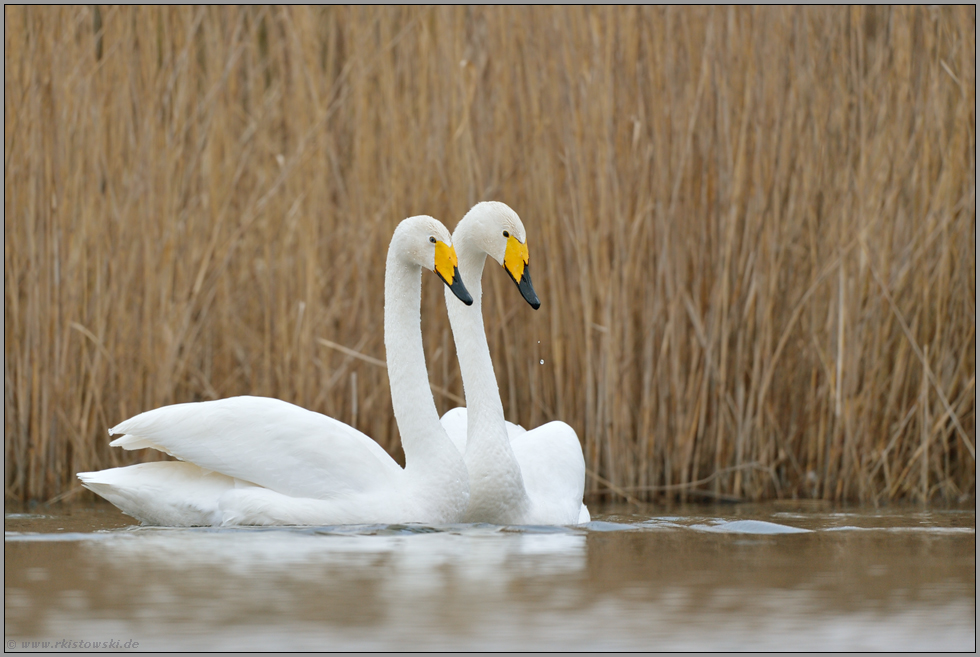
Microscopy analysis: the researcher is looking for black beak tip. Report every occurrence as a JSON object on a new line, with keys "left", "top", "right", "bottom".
{"left": 517, "top": 267, "right": 540, "bottom": 310}
{"left": 447, "top": 266, "right": 473, "bottom": 306}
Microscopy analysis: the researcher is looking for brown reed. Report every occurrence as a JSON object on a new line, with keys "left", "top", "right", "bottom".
{"left": 4, "top": 6, "right": 975, "bottom": 504}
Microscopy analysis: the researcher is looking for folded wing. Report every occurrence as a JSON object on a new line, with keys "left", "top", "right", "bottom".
{"left": 110, "top": 396, "right": 402, "bottom": 500}
{"left": 440, "top": 406, "right": 526, "bottom": 453}
{"left": 511, "top": 420, "right": 587, "bottom": 525}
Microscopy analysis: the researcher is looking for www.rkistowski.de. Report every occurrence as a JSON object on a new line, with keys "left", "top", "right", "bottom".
{"left": 8, "top": 640, "right": 139, "bottom": 650}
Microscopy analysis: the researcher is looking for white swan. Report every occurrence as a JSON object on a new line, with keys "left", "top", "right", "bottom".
{"left": 439, "top": 202, "right": 590, "bottom": 525}
{"left": 78, "top": 216, "right": 473, "bottom": 526}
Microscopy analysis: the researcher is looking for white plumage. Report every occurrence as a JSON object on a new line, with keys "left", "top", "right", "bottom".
{"left": 440, "top": 202, "right": 589, "bottom": 525}
{"left": 78, "top": 216, "right": 471, "bottom": 526}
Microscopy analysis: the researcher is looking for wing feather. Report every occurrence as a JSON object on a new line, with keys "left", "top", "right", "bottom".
{"left": 511, "top": 421, "right": 586, "bottom": 524}
{"left": 109, "top": 396, "right": 402, "bottom": 500}
{"left": 440, "top": 406, "right": 527, "bottom": 453}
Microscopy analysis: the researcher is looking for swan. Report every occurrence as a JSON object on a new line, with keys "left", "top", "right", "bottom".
{"left": 77, "top": 216, "right": 473, "bottom": 526}
{"left": 439, "top": 201, "right": 590, "bottom": 525}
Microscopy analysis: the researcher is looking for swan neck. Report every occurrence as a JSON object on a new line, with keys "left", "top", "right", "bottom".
{"left": 446, "top": 234, "right": 528, "bottom": 520}
{"left": 446, "top": 243, "right": 507, "bottom": 432}
{"left": 383, "top": 252, "right": 463, "bottom": 479}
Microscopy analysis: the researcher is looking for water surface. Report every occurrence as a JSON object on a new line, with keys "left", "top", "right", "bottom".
{"left": 5, "top": 502, "right": 975, "bottom": 651}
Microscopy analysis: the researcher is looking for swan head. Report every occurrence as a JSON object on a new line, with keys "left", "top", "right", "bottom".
{"left": 457, "top": 201, "right": 540, "bottom": 310}
{"left": 392, "top": 215, "right": 473, "bottom": 306}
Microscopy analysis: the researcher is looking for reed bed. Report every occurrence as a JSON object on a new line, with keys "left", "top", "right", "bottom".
{"left": 4, "top": 6, "right": 975, "bottom": 504}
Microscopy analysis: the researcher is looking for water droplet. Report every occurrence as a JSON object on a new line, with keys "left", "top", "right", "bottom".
{"left": 539, "top": 359, "right": 544, "bottom": 365}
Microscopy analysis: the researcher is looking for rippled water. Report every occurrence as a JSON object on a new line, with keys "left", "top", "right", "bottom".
{"left": 5, "top": 503, "right": 975, "bottom": 651}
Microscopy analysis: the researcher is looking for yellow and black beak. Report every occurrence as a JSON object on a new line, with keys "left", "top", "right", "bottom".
{"left": 434, "top": 241, "right": 473, "bottom": 306}
{"left": 503, "top": 235, "right": 540, "bottom": 310}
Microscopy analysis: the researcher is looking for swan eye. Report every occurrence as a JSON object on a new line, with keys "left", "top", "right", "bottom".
{"left": 502, "top": 230, "right": 510, "bottom": 238}
{"left": 429, "top": 236, "right": 437, "bottom": 244}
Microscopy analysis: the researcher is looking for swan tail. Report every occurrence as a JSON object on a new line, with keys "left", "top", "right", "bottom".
{"left": 78, "top": 461, "right": 235, "bottom": 526}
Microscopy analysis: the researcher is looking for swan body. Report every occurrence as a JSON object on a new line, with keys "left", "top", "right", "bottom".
{"left": 78, "top": 216, "right": 472, "bottom": 526}
{"left": 440, "top": 202, "right": 589, "bottom": 525}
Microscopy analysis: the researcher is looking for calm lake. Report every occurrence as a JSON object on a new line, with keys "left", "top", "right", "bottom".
{"left": 5, "top": 502, "right": 975, "bottom": 651}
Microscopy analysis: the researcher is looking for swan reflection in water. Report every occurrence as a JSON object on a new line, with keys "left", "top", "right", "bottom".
{"left": 65, "top": 526, "right": 588, "bottom": 644}
{"left": 89, "top": 525, "right": 588, "bottom": 581}
{"left": 5, "top": 508, "right": 975, "bottom": 652}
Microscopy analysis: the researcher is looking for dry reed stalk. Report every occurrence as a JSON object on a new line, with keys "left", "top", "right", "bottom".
{"left": 4, "top": 6, "right": 975, "bottom": 503}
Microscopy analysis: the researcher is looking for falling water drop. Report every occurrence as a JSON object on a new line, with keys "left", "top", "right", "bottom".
{"left": 539, "top": 359, "right": 545, "bottom": 365}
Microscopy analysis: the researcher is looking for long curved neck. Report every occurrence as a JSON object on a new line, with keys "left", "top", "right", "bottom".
{"left": 446, "top": 243, "right": 508, "bottom": 433}
{"left": 445, "top": 225, "right": 527, "bottom": 517}
{"left": 384, "top": 248, "right": 468, "bottom": 521}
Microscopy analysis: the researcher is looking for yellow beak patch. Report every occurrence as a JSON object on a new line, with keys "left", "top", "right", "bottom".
{"left": 503, "top": 235, "right": 529, "bottom": 283}
{"left": 434, "top": 241, "right": 460, "bottom": 286}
